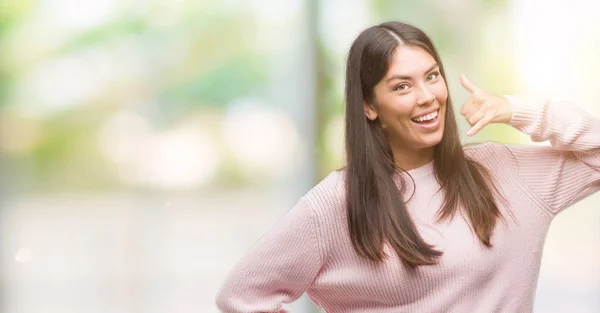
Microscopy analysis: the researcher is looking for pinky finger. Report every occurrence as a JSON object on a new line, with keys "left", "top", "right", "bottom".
{"left": 467, "top": 110, "right": 495, "bottom": 136}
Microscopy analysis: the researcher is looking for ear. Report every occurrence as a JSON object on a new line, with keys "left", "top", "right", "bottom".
{"left": 364, "top": 101, "right": 378, "bottom": 121}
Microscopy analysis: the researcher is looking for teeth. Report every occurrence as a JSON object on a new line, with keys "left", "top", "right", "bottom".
{"left": 413, "top": 110, "right": 438, "bottom": 122}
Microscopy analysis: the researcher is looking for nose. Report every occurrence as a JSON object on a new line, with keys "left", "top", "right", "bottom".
{"left": 416, "top": 86, "right": 435, "bottom": 106}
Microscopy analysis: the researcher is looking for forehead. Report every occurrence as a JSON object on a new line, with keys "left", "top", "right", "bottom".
{"left": 386, "top": 45, "right": 436, "bottom": 77}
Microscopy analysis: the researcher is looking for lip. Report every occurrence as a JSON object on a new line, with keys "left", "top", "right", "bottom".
{"left": 411, "top": 109, "right": 441, "bottom": 131}
{"left": 412, "top": 108, "right": 440, "bottom": 119}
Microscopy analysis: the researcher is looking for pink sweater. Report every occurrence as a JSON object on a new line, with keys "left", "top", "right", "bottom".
{"left": 215, "top": 96, "right": 600, "bottom": 313}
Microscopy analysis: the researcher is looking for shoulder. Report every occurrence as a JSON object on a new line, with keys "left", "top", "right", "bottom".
{"left": 462, "top": 141, "right": 527, "bottom": 183}
{"left": 302, "top": 169, "right": 346, "bottom": 210}
{"left": 464, "top": 141, "right": 518, "bottom": 168}
{"left": 297, "top": 169, "right": 347, "bottom": 255}
{"left": 464, "top": 141, "right": 562, "bottom": 172}
{"left": 298, "top": 169, "right": 348, "bottom": 227}
{"left": 464, "top": 141, "right": 501, "bottom": 158}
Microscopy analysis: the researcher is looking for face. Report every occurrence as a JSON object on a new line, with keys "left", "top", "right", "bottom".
{"left": 365, "top": 45, "right": 448, "bottom": 153}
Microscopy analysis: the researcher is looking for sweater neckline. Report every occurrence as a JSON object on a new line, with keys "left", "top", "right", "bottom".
{"left": 397, "top": 160, "right": 435, "bottom": 179}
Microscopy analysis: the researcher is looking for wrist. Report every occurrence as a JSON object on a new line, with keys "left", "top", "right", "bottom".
{"left": 500, "top": 95, "right": 515, "bottom": 124}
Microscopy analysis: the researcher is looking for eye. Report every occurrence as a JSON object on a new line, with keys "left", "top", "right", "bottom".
{"left": 393, "top": 83, "right": 410, "bottom": 92}
{"left": 427, "top": 71, "right": 440, "bottom": 81}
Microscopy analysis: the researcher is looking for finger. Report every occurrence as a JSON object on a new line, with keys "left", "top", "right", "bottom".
{"left": 460, "top": 94, "right": 481, "bottom": 117}
{"left": 460, "top": 74, "right": 481, "bottom": 94}
{"left": 467, "top": 109, "right": 495, "bottom": 136}
{"left": 473, "top": 91, "right": 486, "bottom": 104}
{"left": 466, "top": 107, "right": 486, "bottom": 126}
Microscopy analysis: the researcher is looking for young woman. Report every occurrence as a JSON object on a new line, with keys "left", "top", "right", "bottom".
{"left": 215, "top": 21, "right": 600, "bottom": 313}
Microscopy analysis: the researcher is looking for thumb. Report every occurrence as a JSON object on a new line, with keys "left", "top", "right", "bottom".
{"left": 460, "top": 74, "right": 480, "bottom": 94}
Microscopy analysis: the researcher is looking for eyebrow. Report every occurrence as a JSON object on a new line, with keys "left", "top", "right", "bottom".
{"left": 385, "top": 63, "right": 439, "bottom": 83}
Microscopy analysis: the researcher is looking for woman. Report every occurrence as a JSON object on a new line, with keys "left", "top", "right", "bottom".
{"left": 215, "top": 21, "right": 600, "bottom": 313}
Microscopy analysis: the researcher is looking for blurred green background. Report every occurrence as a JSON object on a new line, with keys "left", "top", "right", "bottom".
{"left": 0, "top": 0, "right": 598, "bottom": 312}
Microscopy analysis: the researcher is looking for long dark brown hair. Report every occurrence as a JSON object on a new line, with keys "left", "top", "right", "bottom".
{"left": 344, "top": 21, "right": 502, "bottom": 268}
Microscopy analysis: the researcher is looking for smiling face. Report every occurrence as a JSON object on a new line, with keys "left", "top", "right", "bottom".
{"left": 364, "top": 45, "right": 448, "bottom": 161}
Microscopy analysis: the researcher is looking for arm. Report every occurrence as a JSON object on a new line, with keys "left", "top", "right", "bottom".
{"left": 458, "top": 75, "right": 600, "bottom": 215}
{"left": 503, "top": 95, "right": 600, "bottom": 214}
{"left": 215, "top": 197, "right": 326, "bottom": 312}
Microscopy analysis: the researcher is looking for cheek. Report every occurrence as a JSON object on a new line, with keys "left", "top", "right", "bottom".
{"left": 377, "top": 95, "right": 415, "bottom": 121}
{"left": 433, "top": 82, "right": 449, "bottom": 103}
{"left": 390, "top": 101, "right": 416, "bottom": 123}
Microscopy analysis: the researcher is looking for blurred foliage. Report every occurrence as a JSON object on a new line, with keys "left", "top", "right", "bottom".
{"left": 29, "top": 107, "right": 118, "bottom": 191}
{"left": 1, "top": 0, "right": 528, "bottom": 192}
{"left": 0, "top": 1, "right": 33, "bottom": 109}
{"left": 0, "top": 2, "right": 272, "bottom": 191}
{"left": 58, "top": 18, "right": 148, "bottom": 53}
{"left": 0, "top": 0, "right": 32, "bottom": 34}
{"left": 161, "top": 54, "right": 269, "bottom": 109}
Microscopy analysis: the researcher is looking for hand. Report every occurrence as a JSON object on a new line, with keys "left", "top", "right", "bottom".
{"left": 459, "top": 74, "right": 513, "bottom": 136}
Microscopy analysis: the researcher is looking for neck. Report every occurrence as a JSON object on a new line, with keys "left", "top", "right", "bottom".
{"left": 390, "top": 144, "right": 434, "bottom": 171}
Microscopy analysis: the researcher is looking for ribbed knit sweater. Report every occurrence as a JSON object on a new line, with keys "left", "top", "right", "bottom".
{"left": 215, "top": 96, "right": 600, "bottom": 313}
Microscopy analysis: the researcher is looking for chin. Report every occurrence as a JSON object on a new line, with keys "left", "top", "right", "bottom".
{"left": 417, "top": 129, "right": 444, "bottom": 148}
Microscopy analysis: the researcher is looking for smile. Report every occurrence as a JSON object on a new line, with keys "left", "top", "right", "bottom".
{"left": 410, "top": 109, "right": 441, "bottom": 131}
{"left": 411, "top": 110, "right": 439, "bottom": 123}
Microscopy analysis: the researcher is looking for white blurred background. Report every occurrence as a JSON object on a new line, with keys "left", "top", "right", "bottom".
{"left": 0, "top": 0, "right": 598, "bottom": 312}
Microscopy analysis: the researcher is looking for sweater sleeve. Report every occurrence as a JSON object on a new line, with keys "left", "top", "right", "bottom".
{"left": 501, "top": 95, "right": 600, "bottom": 215}
{"left": 215, "top": 197, "right": 325, "bottom": 313}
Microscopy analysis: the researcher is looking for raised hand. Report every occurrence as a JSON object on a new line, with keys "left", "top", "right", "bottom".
{"left": 459, "top": 74, "right": 513, "bottom": 136}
